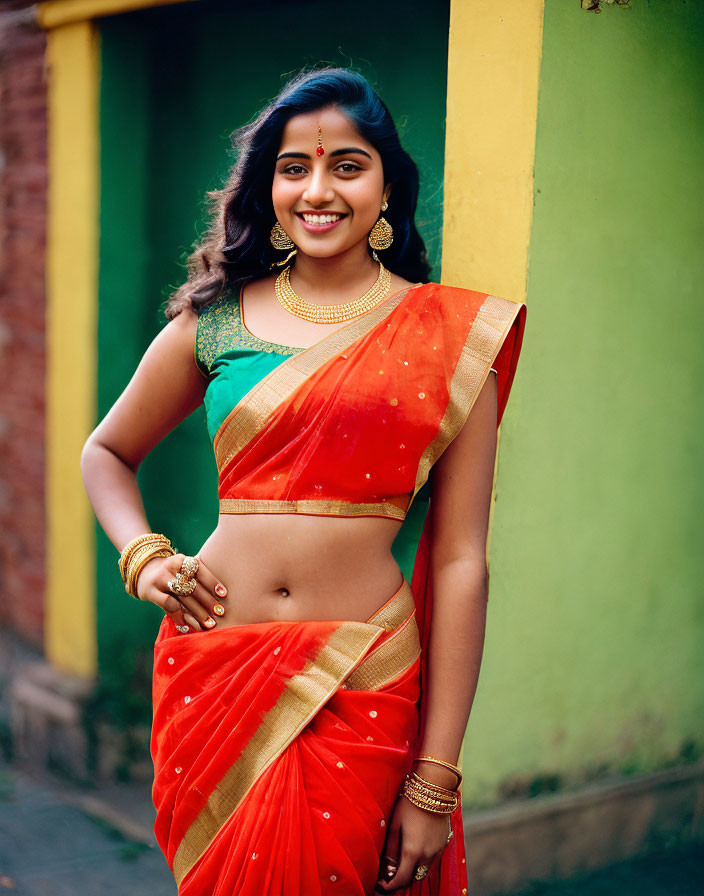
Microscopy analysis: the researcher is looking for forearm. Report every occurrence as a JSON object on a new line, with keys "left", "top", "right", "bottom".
{"left": 416, "top": 556, "right": 487, "bottom": 786}
{"left": 80, "top": 439, "right": 152, "bottom": 553}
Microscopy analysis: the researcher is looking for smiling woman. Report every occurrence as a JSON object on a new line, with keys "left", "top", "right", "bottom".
{"left": 81, "top": 67, "right": 526, "bottom": 896}
{"left": 273, "top": 107, "right": 387, "bottom": 253}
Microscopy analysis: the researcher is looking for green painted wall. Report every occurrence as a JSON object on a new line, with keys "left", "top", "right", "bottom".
{"left": 96, "top": 0, "right": 450, "bottom": 717}
{"left": 464, "top": 0, "right": 704, "bottom": 808}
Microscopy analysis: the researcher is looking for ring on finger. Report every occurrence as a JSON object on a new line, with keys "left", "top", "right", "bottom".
{"left": 168, "top": 574, "right": 197, "bottom": 597}
{"left": 179, "top": 555, "right": 199, "bottom": 580}
{"left": 414, "top": 864, "right": 429, "bottom": 881}
{"left": 382, "top": 857, "right": 398, "bottom": 880}
{"left": 176, "top": 624, "right": 190, "bottom": 634}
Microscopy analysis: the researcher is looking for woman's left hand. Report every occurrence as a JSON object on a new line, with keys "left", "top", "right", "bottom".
{"left": 376, "top": 795, "right": 451, "bottom": 891}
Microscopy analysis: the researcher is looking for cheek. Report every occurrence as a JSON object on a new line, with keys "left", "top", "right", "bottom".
{"left": 345, "top": 184, "right": 384, "bottom": 228}
{"left": 271, "top": 179, "right": 300, "bottom": 215}
{"left": 346, "top": 175, "right": 385, "bottom": 211}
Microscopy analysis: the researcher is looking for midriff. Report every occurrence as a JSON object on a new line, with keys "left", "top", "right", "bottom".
{"left": 196, "top": 512, "right": 405, "bottom": 629}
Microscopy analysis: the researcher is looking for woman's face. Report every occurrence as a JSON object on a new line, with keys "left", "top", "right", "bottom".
{"left": 272, "top": 106, "right": 390, "bottom": 260}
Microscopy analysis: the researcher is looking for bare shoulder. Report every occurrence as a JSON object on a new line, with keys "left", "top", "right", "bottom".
{"left": 153, "top": 302, "right": 205, "bottom": 368}
{"left": 166, "top": 302, "right": 199, "bottom": 337}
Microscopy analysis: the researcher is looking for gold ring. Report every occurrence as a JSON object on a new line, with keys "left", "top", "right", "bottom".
{"left": 179, "top": 555, "right": 199, "bottom": 580}
{"left": 414, "top": 864, "right": 429, "bottom": 881}
{"left": 168, "top": 574, "right": 197, "bottom": 596}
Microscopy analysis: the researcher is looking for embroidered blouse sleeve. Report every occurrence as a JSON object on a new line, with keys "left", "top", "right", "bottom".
{"left": 194, "top": 294, "right": 235, "bottom": 378}
{"left": 193, "top": 310, "right": 211, "bottom": 379}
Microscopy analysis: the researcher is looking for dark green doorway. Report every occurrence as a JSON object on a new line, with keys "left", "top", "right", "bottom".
{"left": 96, "top": 0, "right": 450, "bottom": 725}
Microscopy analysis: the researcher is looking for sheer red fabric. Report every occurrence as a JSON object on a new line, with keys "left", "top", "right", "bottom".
{"left": 151, "top": 284, "right": 527, "bottom": 894}
{"left": 152, "top": 581, "right": 468, "bottom": 894}
{"left": 214, "top": 284, "right": 526, "bottom": 522}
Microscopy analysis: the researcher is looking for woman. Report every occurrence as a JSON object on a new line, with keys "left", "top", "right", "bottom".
{"left": 81, "top": 67, "right": 526, "bottom": 896}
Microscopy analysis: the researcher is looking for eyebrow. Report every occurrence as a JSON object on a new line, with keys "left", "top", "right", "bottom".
{"left": 276, "top": 146, "right": 373, "bottom": 162}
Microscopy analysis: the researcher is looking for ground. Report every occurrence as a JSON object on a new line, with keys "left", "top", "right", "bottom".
{"left": 1, "top": 758, "right": 701, "bottom": 895}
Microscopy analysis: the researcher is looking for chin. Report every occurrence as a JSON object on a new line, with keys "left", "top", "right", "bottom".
{"left": 295, "top": 239, "right": 350, "bottom": 258}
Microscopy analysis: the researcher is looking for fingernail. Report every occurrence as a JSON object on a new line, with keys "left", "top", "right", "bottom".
{"left": 215, "top": 584, "right": 226, "bottom": 596}
{"left": 212, "top": 604, "right": 225, "bottom": 616}
{"left": 204, "top": 617, "right": 216, "bottom": 628}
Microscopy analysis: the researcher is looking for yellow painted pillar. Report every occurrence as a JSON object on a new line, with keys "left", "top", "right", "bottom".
{"left": 441, "top": 0, "right": 545, "bottom": 300}
{"left": 441, "top": 0, "right": 545, "bottom": 580}
{"left": 38, "top": 0, "right": 196, "bottom": 679}
{"left": 441, "top": 0, "right": 545, "bottom": 784}
{"left": 37, "top": 0, "right": 195, "bottom": 29}
{"left": 44, "top": 20, "right": 100, "bottom": 678}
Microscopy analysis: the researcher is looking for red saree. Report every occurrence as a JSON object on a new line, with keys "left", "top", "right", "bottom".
{"left": 151, "top": 282, "right": 527, "bottom": 895}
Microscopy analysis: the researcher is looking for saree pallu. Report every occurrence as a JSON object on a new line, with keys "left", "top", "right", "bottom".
{"left": 152, "top": 578, "right": 467, "bottom": 895}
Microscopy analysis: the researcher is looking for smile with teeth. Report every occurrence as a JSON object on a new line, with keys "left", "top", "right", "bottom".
{"left": 298, "top": 212, "right": 346, "bottom": 225}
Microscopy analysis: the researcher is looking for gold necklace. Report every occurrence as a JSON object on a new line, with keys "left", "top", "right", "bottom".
{"left": 274, "top": 261, "right": 391, "bottom": 323}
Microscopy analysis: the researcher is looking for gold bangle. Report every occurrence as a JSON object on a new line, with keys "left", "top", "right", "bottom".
{"left": 404, "top": 789, "right": 456, "bottom": 811}
{"left": 119, "top": 533, "right": 173, "bottom": 581}
{"left": 402, "top": 792, "right": 456, "bottom": 815}
{"left": 401, "top": 775, "right": 458, "bottom": 815}
{"left": 403, "top": 774, "right": 458, "bottom": 806}
{"left": 405, "top": 773, "right": 457, "bottom": 803}
{"left": 122, "top": 541, "right": 174, "bottom": 599}
{"left": 119, "top": 532, "right": 168, "bottom": 564}
{"left": 126, "top": 545, "right": 172, "bottom": 595}
{"left": 117, "top": 532, "right": 175, "bottom": 590}
{"left": 410, "top": 771, "right": 459, "bottom": 795}
{"left": 414, "top": 755, "right": 463, "bottom": 787}
{"left": 126, "top": 548, "right": 173, "bottom": 599}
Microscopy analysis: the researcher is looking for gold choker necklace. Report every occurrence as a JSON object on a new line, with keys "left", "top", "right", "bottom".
{"left": 274, "top": 261, "right": 391, "bottom": 323}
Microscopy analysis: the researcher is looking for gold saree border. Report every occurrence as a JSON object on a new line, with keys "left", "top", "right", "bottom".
{"left": 411, "top": 294, "right": 524, "bottom": 503}
{"left": 213, "top": 285, "right": 424, "bottom": 473}
{"left": 345, "top": 614, "right": 421, "bottom": 692}
{"left": 172, "top": 620, "right": 384, "bottom": 887}
{"left": 218, "top": 497, "right": 407, "bottom": 521}
{"left": 365, "top": 577, "right": 415, "bottom": 631}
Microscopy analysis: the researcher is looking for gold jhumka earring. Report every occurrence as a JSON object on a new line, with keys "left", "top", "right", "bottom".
{"left": 270, "top": 221, "right": 297, "bottom": 268}
{"left": 368, "top": 199, "right": 393, "bottom": 255}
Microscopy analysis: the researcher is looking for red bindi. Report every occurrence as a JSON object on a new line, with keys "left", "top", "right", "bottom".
{"left": 317, "top": 125, "right": 325, "bottom": 156}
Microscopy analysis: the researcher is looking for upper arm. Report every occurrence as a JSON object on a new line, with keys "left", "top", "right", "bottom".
{"left": 85, "top": 306, "right": 208, "bottom": 471}
{"left": 429, "top": 371, "right": 498, "bottom": 568}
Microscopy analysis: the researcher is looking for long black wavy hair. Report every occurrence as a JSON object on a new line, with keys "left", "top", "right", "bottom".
{"left": 165, "top": 66, "right": 431, "bottom": 320}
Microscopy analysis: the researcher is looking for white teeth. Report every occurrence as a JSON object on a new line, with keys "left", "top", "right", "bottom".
{"left": 301, "top": 213, "right": 343, "bottom": 225}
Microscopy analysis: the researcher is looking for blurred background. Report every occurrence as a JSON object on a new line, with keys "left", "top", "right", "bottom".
{"left": 0, "top": 0, "right": 702, "bottom": 893}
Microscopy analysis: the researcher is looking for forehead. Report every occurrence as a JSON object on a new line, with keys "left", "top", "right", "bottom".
{"left": 278, "top": 106, "right": 377, "bottom": 156}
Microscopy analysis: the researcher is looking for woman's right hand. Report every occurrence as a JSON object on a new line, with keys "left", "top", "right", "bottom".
{"left": 135, "top": 552, "right": 228, "bottom": 633}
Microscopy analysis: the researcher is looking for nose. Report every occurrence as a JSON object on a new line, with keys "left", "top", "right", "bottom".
{"left": 301, "top": 165, "right": 335, "bottom": 206}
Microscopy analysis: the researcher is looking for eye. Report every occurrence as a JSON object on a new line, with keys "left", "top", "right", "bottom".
{"left": 335, "top": 162, "right": 363, "bottom": 174}
{"left": 282, "top": 164, "right": 307, "bottom": 176}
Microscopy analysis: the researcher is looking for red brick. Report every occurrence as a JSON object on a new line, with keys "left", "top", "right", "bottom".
{"left": 0, "top": 7, "right": 47, "bottom": 650}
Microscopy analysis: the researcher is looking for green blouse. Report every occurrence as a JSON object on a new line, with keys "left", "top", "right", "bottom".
{"left": 194, "top": 286, "right": 303, "bottom": 442}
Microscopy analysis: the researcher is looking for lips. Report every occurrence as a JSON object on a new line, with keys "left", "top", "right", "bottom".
{"left": 295, "top": 211, "right": 347, "bottom": 234}
{"left": 297, "top": 211, "right": 346, "bottom": 224}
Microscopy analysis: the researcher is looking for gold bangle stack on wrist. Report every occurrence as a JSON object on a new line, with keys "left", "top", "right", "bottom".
{"left": 119, "top": 533, "right": 175, "bottom": 599}
{"left": 401, "top": 772, "right": 459, "bottom": 815}
{"left": 400, "top": 754, "right": 463, "bottom": 816}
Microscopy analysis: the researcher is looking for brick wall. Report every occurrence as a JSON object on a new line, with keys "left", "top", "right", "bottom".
{"left": 0, "top": 2, "right": 48, "bottom": 649}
